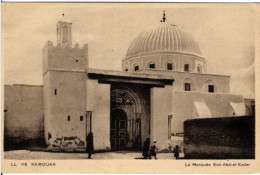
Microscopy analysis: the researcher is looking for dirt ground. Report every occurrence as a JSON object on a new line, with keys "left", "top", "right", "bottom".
{"left": 4, "top": 150, "right": 184, "bottom": 160}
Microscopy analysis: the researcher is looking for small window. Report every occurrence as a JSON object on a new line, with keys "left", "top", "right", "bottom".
{"left": 167, "top": 63, "right": 173, "bottom": 70}
{"left": 80, "top": 116, "right": 83, "bottom": 121}
{"left": 208, "top": 85, "right": 214, "bottom": 93}
{"left": 184, "top": 64, "right": 189, "bottom": 72}
{"left": 67, "top": 115, "right": 70, "bottom": 121}
{"left": 125, "top": 68, "right": 128, "bottom": 72}
{"left": 76, "top": 59, "right": 79, "bottom": 62}
{"left": 62, "top": 26, "right": 69, "bottom": 43}
{"left": 134, "top": 65, "right": 139, "bottom": 71}
{"left": 54, "top": 89, "right": 57, "bottom": 95}
{"left": 149, "top": 64, "right": 155, "bottom": 69}
{"left": 185, "top": 83, "right": 191, "bottom": 91}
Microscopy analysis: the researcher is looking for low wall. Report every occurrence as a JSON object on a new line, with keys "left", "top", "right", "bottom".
{"left": 4, "top": 85, "right": 45, "bottom": 150}
{"left": 184, "top": 116, "right": 255, "bottom": 159}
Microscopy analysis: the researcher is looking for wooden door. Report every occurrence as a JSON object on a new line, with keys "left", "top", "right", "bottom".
{"left": 111, "top": 109, "right": 127, "bottom": 150}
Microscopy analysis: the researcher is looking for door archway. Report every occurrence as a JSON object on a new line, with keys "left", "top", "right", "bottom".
{"left": 110, "top": 109, "right": 127, "bottom": 150}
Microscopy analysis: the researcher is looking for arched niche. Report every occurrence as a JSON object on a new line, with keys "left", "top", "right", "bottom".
{"left": 196, "top": 64, "right": 202, "bottom": 73}
{"left": 182, "top": 78, "right": 196, "bottom": 91}
{"left": 133, "top": 63, "right": 140, "bottom": 72}
{"left": 165, "top": 60, "right": 176, "bottom": 70}
{"left": 62, "top": 25, "right": 69, "bottom": 42}
{"left": 203, "top": 79, "right": 218, "bottom": 93}
{"left": 147, "top": 61, "right": 156, "bottom": 69}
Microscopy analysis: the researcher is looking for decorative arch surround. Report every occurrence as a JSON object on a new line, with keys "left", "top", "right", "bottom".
{"left": 183, "top": 61, "right": 190, "bottom": 72}
{"left": 111, "top": 87, "right": 142, "bottom": 113}
{"left": 203, "top": 79, "right": 218, "bottom": 93}
{"left": 133, "top": 63, "right": 140, "bottom": 71}
{"left": 165, "top": 60, "right": 176, "bottom": 70}
{"left": 147, "top": 61, "right": 156, "bottom": 69}
{"left": 111, "top": 86, "right": 143, "bottom": 150}
{"left": 182, "top": 78, "right": 196, "bottom": 91}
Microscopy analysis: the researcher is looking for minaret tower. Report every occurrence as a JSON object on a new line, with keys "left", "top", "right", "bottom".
{"left": 42, "top": 14, "right": 88, "bottom": 150}
{"left": 57, "top": 13, "right": 72, "bottom": 48}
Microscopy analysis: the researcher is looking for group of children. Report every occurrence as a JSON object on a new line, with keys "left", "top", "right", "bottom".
{"left": 142, "top": 138, "right": 180, "bottom": 160}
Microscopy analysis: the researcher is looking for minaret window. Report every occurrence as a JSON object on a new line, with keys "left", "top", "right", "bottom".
{"left": 62, "top": 26, "right": 69, "bottom": 43}
{"left": 134, "top": 65, "right": 139, "bottom": 71}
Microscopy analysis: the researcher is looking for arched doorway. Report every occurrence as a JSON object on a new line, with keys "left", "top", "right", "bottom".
{"left": 111, "top": 109, "right": 127, "bottom": 150}
{"left": 110, "top": 86, "right": 148, "bottom": 150}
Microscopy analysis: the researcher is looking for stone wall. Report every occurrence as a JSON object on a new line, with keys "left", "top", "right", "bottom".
{"left": 184, "top": 116, "right": 255, "bottom": 159}
{"left": 4, "top": 85, "right": 44, "bottom": 150}
{"left": 150, "top": 85, "right": 172, "bottom": 151}
{"left": 43, "top": 70, "right": 86, "bottom": 150}
{"left": 86, "top": 79, "right": 111, "bottom": 151}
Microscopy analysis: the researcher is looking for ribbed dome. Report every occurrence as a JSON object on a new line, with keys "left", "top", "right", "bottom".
{"left": 126, "top": 23, "right": 201, "bottom": 58}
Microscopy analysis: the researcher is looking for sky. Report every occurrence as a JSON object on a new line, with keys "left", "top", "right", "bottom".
{"left": 2, "top": 3, "right": 256, "bottom": 98}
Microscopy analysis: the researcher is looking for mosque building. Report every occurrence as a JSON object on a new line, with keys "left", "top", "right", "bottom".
{"left": 4, "top": 12, "right": 249, "bottom": 151}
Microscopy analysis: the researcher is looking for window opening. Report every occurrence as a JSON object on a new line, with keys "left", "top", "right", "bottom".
{"left": 184, "top": 64, "right": 189, "bottom": 72}
{"left": 62, "top": 26, "right": 69, "bottom": 42}
{"left": 167, "top": 63, "right": 173, "bottom": 70}
{"left": 149, "top": 63, "right": 155, "bottom": 69}
{"left": 185, "top": 83, "right": 191, "bottom": 91}
{"left": 208, "top": 85, "right": 214, "bottom": 93}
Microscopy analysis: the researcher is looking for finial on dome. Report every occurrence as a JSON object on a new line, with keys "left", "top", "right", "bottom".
{"left": 160, "top": 10, "right": 166, "bottom": 22}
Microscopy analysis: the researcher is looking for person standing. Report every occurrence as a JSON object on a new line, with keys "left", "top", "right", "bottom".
{"left": 142, "top": 138, "right": 150, "bottom": 159}
{"left": 174, "top": 145, "right": 180, "bottom": 160}
{"left": 86, "top": 132, "right": 94, "bottom": 159}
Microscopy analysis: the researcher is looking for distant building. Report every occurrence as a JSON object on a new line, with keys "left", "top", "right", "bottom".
{"left": 4, "top": 14, "right": 253, "bottom": 151}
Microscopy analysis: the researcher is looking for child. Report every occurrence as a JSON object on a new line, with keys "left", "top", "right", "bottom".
{"left": 150, "top": 140, "right": 158, "bottom": 159}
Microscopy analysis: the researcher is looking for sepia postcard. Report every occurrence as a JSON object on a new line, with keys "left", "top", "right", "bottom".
{"left": 1, "top": 2, "right": 259, "bottom": 174}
